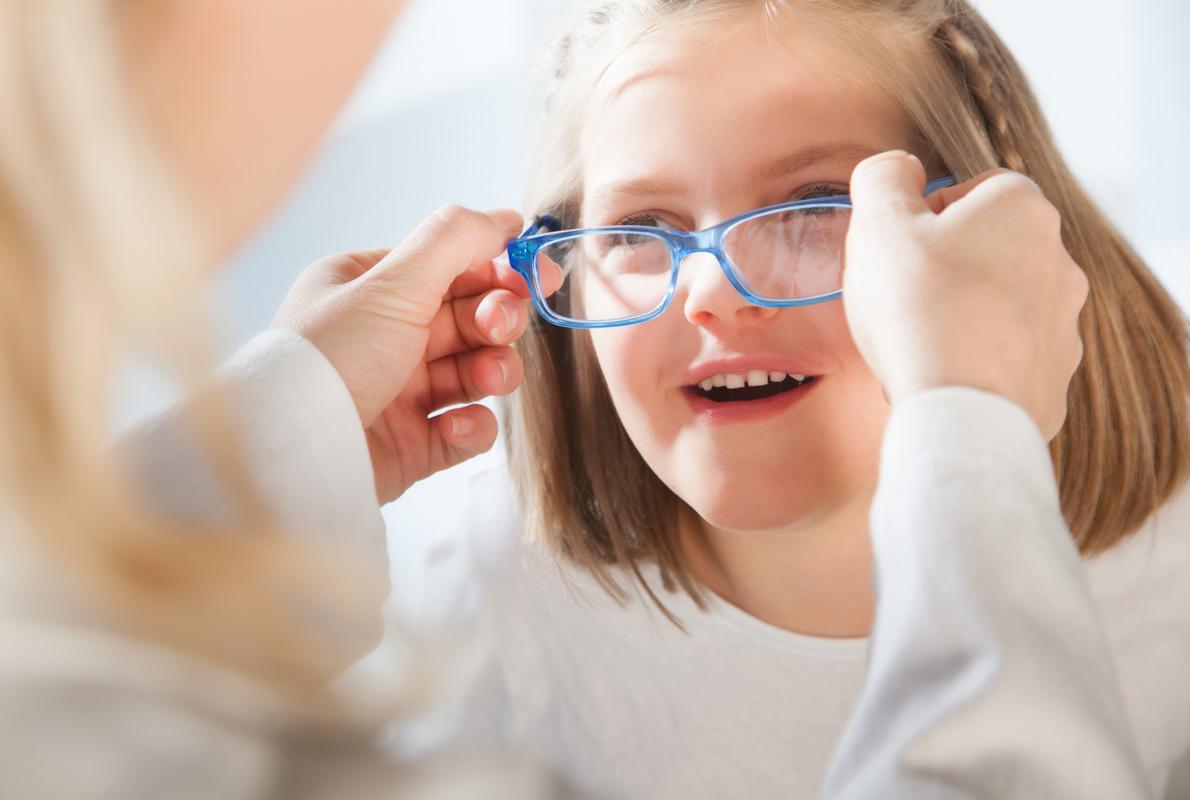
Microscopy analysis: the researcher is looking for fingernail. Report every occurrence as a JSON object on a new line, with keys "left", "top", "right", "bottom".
{"left": 451, "top": 415, "right": 475, "bottom": 438}
{"left": 873, "top": 149, "right": 911, "bottom": 162}
{"left": 491, "top": 299, "right": 517, "bottom": 341}
{"left": 495, "top": 354, "right": 511, "bottom": 387}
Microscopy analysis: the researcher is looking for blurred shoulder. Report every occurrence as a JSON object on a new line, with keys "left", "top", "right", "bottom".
{"left": 1083, "top": 473, "right": 1190, "bottom": 667}
{"left": 0, "top": 616, "right": 571, "bottom": 800}
{"left": 1084, "top": 475, "right": 1190, "bottom": 777}
{"left": 0, "top": 618, "right": 296, "bottom": 799}
{"left": 1086, "top": 473, "right": 1190, "bottom": 598}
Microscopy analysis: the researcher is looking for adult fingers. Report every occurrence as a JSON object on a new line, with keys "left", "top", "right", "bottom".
{"left": 365, "top": 206, "right": 523, "bottom": 316}
{"left": 448, "top": 252, "right": 533, "bottom": 301}
{"left": 425, "top": 346, "right": 523, "bottom": 412}
{"left": 536, "top": 250, "right": 565, "bottom": 298}
{"left": 428, "top": 404, "right": 500, "bottom": 472}
{"left": 425, "top": 288, "right": 529, "bottom": 362}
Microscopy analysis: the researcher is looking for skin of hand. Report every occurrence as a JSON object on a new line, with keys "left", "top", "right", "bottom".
{"left": 843, "top": 151, "right": 1090, "bottom": 441}
{"left": 272, "top": 205, "right": 531, "bottom": 504}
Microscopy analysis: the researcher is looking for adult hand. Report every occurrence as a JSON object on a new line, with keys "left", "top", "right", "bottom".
{"left": 272, "top": 206, "right": 530, "bottom": 503}
{"left": 843, "top": 151, "right": 1089, "bottom": 441}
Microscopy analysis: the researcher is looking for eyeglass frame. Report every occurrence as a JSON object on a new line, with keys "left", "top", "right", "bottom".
{"left": 506, "top": 174, "right": 957, "bottom": 330}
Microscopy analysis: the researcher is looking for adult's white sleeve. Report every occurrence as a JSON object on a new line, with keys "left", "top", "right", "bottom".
{"left": 122, "top": 330, "right": 390, "bottom": 643}
{"left": 821, "top": 388, "right": 1151, "bottom": 799}
{"left": 0, "top": 330, "right": 572, "bottom": 800}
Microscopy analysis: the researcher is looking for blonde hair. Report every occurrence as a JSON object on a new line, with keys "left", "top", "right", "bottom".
{"left": 509, "top": 0, "right": 1190, "bottom": 609}
{"left": 0, "top": 0, "right": 368, "bottom": 693}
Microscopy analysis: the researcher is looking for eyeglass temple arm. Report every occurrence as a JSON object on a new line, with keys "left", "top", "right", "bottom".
{"left": 924, "top": 175, "right": 958, "bottom": 194}
{"left": 520, "top": 214, "right": 563, "bottom": 237}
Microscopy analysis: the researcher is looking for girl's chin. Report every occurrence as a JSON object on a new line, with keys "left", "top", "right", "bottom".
{"left": 690, "top": 501, "right": 814, "bottom": 535}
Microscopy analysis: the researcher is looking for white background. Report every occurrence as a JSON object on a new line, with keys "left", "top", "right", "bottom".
{"left": 213, "top": 0, "right": 1190, "bottom": 617}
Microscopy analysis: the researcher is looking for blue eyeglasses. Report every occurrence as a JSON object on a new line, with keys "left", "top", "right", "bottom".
{"left": 507, "top": 175, "right": 956, "bottom": 329}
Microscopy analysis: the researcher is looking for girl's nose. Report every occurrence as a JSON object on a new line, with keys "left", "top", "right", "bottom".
{"left": 679, "top": 252, "right": 780, "bottom": 328}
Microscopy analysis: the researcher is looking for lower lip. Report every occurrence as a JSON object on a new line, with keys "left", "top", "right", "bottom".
{"left": 681, "top": 378, "right": 823, "bottom": 424}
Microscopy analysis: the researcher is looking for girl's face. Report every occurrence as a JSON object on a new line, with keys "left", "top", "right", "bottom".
{"left": 579, "top": 10, "right": 923, "bottom": 533}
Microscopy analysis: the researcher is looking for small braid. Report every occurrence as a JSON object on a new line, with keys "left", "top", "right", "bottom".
{"left": 934, "top": 9, "right": 1030, "bottom": 173}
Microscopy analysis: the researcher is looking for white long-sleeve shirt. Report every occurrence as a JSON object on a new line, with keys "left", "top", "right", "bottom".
{"left": 423, "top": 399, "right": 1189, "bottom": 798}
{"left": 823, "top": 389, "right": 1168, "bottom": 798}
{"left": 1, "top": 329, "right": 1179, "bottom": 798}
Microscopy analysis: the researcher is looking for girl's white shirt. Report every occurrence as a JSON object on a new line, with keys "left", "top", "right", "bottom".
{"left": 424, "top": 388, "right": 1190, "bottom": 799}
{"left": 0, "top": 329, "right": 1179, "bottom": 798}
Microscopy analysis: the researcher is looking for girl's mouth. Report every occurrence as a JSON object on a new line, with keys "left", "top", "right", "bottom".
{"left": 682, "top": 370, "right": 822, "bottom": 424}
{"left": 689, "top": 370, "right": 819, "bottom": 402}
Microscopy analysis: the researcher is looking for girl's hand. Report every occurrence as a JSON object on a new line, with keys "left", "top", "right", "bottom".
{"left": 272, "top": 206, "right": 529, "bottom": 503}
{"left": 843, "top": 152, "right": 1089, "bottom": 441}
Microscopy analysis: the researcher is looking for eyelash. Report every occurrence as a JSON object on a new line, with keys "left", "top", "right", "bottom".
{"left": 614, "top": 182, "right": 849, "bottom": 228}
{"left": 797, "top": 182, "right": 849, "bottom": 200}
{"left": 618, "top": 213, "right": 664, "bottom": 228}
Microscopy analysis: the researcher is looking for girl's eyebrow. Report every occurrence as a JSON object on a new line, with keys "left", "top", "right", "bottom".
{"left": 588, "top": 142, "right": 881, "bottom": 212}
{"left": 587, "top": 175, "right": 687, "bottom": 211}
{"left": 750, "top": 142, "right": 881, "bottom": 184}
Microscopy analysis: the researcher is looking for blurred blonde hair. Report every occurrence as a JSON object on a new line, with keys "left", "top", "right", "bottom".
{"left": 0, "top": 0, "right": 367, "bottom": 693}
{"left": 509, "top": 0, "right": 1190, "bottom": 610}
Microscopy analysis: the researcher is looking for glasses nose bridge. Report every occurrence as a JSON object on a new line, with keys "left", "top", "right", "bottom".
{"left": 672, "top": 227, "right": 754, "bottom": 304}
{"left": 673, "top": 226, "right": 727, "bottom": 270}
{"left": 677, "top": 225, "right": 720, "bottom": 255}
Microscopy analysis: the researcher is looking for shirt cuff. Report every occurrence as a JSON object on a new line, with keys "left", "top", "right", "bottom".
{"left": 879, "top": 386, "right": 1057, "bottom": 499}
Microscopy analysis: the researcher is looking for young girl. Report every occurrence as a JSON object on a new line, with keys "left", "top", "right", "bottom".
{"left": 426, "top": 1, "right": 1190, "bottom": 798}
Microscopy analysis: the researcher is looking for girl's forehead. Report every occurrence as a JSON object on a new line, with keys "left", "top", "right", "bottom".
{"left": 589, "top": 4, "right": 889, "bottom": 104}
{"left": 580, "top": 11, "right": 909, "bottom": 198}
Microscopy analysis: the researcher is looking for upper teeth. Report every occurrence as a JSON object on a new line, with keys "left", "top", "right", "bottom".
{"left": 698, "top": 372, "right": 808, "bottom": 391}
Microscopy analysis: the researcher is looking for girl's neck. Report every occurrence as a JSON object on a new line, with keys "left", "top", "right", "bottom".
{"left": 679, "top": 495, "right": 875, "bottom": 638}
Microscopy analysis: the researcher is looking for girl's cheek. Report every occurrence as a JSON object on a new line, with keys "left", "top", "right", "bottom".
{"left": 592, "top": 327, "right": 688, "bottom": 474}
{"left": 805, "top": 302, "right": 864, "bottom": 361}
{"left": 591, "top": 327, "right": 648, "bottom": 398}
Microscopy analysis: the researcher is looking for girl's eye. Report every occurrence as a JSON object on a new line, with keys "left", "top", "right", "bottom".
{"left": 603, "top": 214, "right": 675, "bottom": 250}
{"left": 795, "top": 182, "right": 849, "bottom": 201}
{"left": 617, "top": 214, "right": 667, "bottom": 228}
{"left": 793, "top": 183, "right": 849, "bottom": 217}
